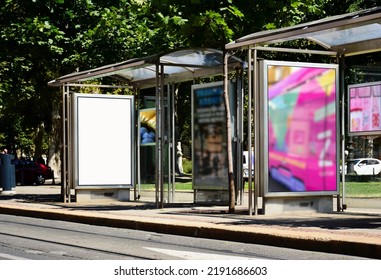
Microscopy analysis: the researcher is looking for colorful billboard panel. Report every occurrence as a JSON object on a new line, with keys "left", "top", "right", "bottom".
{"left": 192, "top": 81, "right": 228, "bottom": 190}
{"left": 348, "top": 81, "right": 381, "bottom": 136}
{"left": 263, "top": 61, "right": 338, "bottom": 195}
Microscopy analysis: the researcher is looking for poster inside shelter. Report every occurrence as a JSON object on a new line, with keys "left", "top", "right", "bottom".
{"left": 139, "top": 108, "right": 156, "bottom": 145}
{"left": 349, "top": 82, "right": 381, "bottom": 136}
{"left": 192, "top": 82, "right": 228, "bottom": 190}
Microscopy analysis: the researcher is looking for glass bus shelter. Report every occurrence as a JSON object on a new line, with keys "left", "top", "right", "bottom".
{"left": 225, "top": 6, "right": 381, "bottom": 215}
{"left": 49, "top": 48, "right": 245, "bottom": 207}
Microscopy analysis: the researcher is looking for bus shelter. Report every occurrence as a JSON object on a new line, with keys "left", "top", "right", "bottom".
{"left": 225, "top": 6, "right": 381, "bottom": 215}
{"left": 49, "top": 48, "right": 245, "bottom": 207}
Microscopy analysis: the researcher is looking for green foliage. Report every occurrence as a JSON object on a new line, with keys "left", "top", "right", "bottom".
{"left": 0, "top": 0, "right": 67, "bottom": 154}
{"left": 139, "top": 182, "right": 193, "bottom": 191}
{"left": 348, "top": 0, "right": 381, "bottom": 12}
{"left": 0, "top": 0, "right": 376, "bottom": 157}
{"left": 182, "top": 158, "right": 193, "bottom": 175}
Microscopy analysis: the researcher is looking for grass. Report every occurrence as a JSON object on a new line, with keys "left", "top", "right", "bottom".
{"left": 138, "top": 178, "right": 381, "bottom": 197}
{"left": 138, "top": 182, "right": 193, "bottom": 191}
{"left": 342, "top": 181, "right": 381, "bottom": 197}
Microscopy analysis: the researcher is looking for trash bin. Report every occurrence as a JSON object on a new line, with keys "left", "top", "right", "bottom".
{"left": 0, "top": 154, "right": 16, "bottom": 194}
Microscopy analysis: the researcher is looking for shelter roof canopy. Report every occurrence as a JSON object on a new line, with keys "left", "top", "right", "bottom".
{"left": 226, "top": 6, "right": 381, "bottom": 56}
{"left": 48, "top": 48, "right": 243, "bottom": 88}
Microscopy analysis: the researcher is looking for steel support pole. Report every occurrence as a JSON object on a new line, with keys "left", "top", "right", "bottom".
{"left": 236, "top": 67, "right": 244, "bottom": 205}
{"left": 62, "top": 85, "right": 68, "bottom": 203}
{"left": 247, "top": 49, "right": 253, "bottom": 215}
{"left": 339, "top": 55, "right": 346, "bottom": 211}
{"left": 160, "top": 64, "right": 165, "bottom": 208}
{"left": 135, "top": 87, "right": 140, "bottom": 201}
{"left": 63, "top": 85, "right": 73, "bottom": 203}
{"left": 155, "top": 64, "right": 161, "bottom": 208}
{"left": 171, "top": 83, "right": 176, "bottom": 203}
{"left": 253, "top": 48, "right": 259, "bottom": 215}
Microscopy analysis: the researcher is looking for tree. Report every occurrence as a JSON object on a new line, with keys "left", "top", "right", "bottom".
{"left": 0, "top": 0, "right": 67, "bottom": 156}
{"left": 0, "top": 0, "right": 183, "bottom": 160}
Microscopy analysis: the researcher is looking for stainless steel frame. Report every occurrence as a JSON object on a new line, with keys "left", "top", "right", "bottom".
{"left": 53, "top": 49, "right": 245, "bottom": 207}
{"left": 61, "top": 84, "right": 132, "bottom": 203}
{"left": 260, "top": 60, "right": 340, "bottom": 198}
{"left": 347, "top": 80, "right": 381, "bottom": 136}
{"left": 226, "top": 46, "right": 343, "bottom": 214}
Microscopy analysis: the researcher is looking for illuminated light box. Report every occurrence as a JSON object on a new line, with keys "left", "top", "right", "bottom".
{"left": 73, "top": 93, "right": 134, "bottom": 187}
{"left": 261, "top": 61, "right": 339, "bottom": 196}
{"left": 192, "top": 81, "right": 228, "bottom": 190}
{"left": 348, "top": 81, "right": 381, "bottom": 136}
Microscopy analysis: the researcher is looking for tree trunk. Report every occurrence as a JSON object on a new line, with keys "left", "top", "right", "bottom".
{"left": 47, "top": 101, "right": 62, "bottom": 182}
{"left": 34, "top": 122, "right": 45, "bottom": 160}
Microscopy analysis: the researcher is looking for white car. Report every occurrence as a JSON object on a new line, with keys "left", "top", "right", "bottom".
{"left": 243, "top": 150, "right": 254, "bottom": 181}
{"left": 344, "top": 158, "right": 381, "bottom": 175}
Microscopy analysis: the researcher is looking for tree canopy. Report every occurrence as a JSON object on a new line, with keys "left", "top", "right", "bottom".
{"left": 0, "top": 0, "right": 378, "bottom": 157}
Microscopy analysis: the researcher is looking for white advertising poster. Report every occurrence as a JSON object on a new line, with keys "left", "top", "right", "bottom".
{"left": 74, "top": 94, "right": 134, "bottom": 187}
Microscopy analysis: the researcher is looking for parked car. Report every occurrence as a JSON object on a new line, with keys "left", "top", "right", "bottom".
{"left": 343, "top": 158, "right": 381, "bottom": 176}
{"left": 243, "top": 150, "right": 254, "bottom": 182}
{"left": 14, "top": 160, "right": 53, "bottom": 185}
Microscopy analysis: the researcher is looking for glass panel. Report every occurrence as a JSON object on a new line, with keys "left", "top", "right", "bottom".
{"left": 139, "top": 146, "right": 156, "bottom": 186}
{"left": 311, "top": 23, "right": 381, "bottom": 47}
{"left": 162, "top": 49, "right": 241, "bottom": 67}
{"left": 139, "top": 106, "right": 156, "bottom": 190}
{"left": 54, "top": 49, "right": 242, "bottom": 85}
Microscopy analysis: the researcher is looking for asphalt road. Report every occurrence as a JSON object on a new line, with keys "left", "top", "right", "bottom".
{"left": 0, "top": 214, "right": 369, "bottom": 260}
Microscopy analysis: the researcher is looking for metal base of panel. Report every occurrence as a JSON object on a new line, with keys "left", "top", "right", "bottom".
{"left": 194, "top": 190, "right": 230, "bottom": 205}
{"left": 263, "top": 196, "right": 333, "bottom": 215}
{"left": 76, "top": 188, "right": 131, "bottom": 203}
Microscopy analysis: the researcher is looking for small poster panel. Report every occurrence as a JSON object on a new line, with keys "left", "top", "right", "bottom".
{"left": 348, "top": 81, "right": 381, "bottom": 136}
{"left": 192, "top": 81, "right": 228, "bottom": 190}
{"left": 139, "top": 108, "right": 156, "bottom": 146}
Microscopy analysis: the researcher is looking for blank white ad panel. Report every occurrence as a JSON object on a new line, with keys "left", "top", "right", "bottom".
{"left": 75, "top": 94, "right": 134, "bottom": 186}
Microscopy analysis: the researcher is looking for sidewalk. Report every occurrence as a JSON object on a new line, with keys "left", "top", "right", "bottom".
{"left": 1, "top": 184, "right": 381, "bottom": 259}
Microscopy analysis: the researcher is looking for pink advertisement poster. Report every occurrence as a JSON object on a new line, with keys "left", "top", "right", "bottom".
{"left": 265, "top": 62, "right": 338, "bottom": 194}
{"left": 349, "top": 82, "right": 381, "bottom": 136}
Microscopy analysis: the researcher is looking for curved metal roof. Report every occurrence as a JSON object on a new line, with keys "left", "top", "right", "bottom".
{"left": 48, "top": 48, "right": 244, "bottom": 88}
{"left": 226, "top": 6, "right": 381, "bottom": 56}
